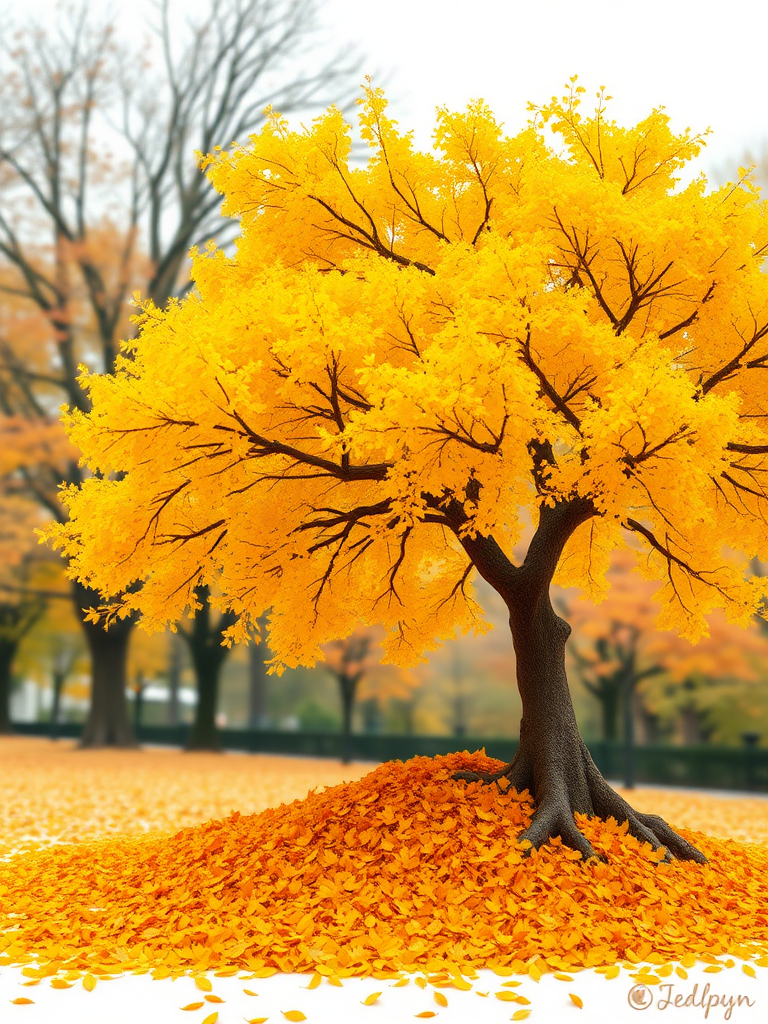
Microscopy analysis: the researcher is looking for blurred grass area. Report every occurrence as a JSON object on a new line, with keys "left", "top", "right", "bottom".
{"left": 0, "top": 737, "right": 766, "bottom": 860}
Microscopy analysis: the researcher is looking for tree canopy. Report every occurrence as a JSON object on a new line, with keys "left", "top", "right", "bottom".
{"left": 48, "top": 81, "right": 768, "bottom": 674}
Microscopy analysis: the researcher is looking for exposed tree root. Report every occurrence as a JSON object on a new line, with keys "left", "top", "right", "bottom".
{"left": 453, "top": 740, "right": 707, "bottom": 865}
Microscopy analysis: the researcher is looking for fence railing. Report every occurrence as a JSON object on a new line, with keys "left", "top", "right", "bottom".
{"left": 9, "top": 722, "right": 767, "bottom": 793}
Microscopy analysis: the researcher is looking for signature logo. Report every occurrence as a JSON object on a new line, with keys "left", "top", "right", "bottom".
{"left": 628, "top": 984, "right": 654, "bottom": 1010}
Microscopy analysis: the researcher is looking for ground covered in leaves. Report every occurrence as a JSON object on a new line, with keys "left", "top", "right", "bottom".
{"left": 0, "top": 741, "right": 766, "bottom": 983}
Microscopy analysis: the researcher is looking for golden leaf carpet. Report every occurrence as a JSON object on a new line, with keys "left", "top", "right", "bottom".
{"left": 0, "top": 739, "right": 766, "bottom": 983}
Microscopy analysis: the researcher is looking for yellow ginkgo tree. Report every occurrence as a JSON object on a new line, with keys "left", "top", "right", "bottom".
{"left": 48, "top": 80, "right": 768, "bottom": 863}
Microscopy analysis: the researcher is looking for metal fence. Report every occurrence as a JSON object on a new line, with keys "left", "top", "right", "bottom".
{"left": 10, "top": 722, "right": 767, "bottom": 793}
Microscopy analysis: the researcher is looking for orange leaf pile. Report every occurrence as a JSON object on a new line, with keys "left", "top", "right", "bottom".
{"left": 0, "top": 752, "right": 766, "bottom": 981}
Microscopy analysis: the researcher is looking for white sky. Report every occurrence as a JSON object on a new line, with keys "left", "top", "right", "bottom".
{"left": 16, "top": 0, "right": 768, "bottom": 181}
{"left": 319, "top": 0, "right": 768, "bottom": 181}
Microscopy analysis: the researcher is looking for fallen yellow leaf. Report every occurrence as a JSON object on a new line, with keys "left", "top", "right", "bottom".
{"left": 512, "top": 1012, "right": 532, "bottom": 1022}
{"left": 180, "top": 1002, "right": 205, "bottom": 1011}
{"left": 195, "top": 977, "right": 214, "bottom": 992}
{"left": 742, "top": 965, "right": 756, "bottom": 978}
{"left": 244, "top": 988, "right": 259, "bottom": 996}
{"left": 10, "top": 999, "right": 35, "bottom": 1005}
{"left": 414, "top": 1014, "right": 437, "bottom": 1019}
{"left": 306, "top": 974, "right": 321, "bottom": 990}
{"left": 361, "top": 992, "right": 382, "bottom": 1005}
{"left": 570, "top": 993, "right": 584, "bottom": 1008}
{"left": 201, "top": 1013, "right": 218, "bottom": 1024}
{"left": 282, "top": 1012, "right": 306, "bottom": 1022}
{"left": 554, "top": 973, "right": 573, "bottom": 982}
{"left": 206, "top": 995, "right": 225, "bottom": 1003}
{"left": 433, "top": 991, "right": 448, "bottom": 1007}
{"left": 83, "top": 974, "right": 97, "bottom": 992}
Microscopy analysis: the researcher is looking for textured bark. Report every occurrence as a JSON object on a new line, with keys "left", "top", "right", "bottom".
{"left": 451, "top": 497, "right": 706, "bottom": 864}
{"left": 0, "top": 639, "right": 18, "bottom": 734}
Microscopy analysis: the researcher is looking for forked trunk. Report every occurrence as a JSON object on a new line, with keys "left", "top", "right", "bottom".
{"left": 455, "top": 589, "right": 706, "bottom": 864}
{"left": 448, "top": 495, "right": 706, "bottom": 863}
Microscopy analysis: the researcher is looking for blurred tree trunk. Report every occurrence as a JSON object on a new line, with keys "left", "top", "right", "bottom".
{"left": 180, "top": 586, "right": 236, "bottom": 752}
{"left": 0, "top": 1, "right": 365, "bottom": 749}
{"left": 248, "top": 612, "right": 271, "bottom": 728}
{"left": 0, "top": 638, "right": 18, "bottom": 734}
{"left": 167, "top": 632, "right": 183, "bottom": 726}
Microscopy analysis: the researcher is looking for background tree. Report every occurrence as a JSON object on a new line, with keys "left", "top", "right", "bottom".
{"left": 562, "top": 547, "right": 768, "bottom": 746}
{"left": 50, "top": 83, "right": 768, "bottom": 863}
{"left": 0, "top": 0, "right": 366, "bottom": 747}
{"left": 176, "top": 584, "right": 237, "bottom": 751}
{"left": 321, "top": 624, "right": 419, "bottom": 761}
{"left": 247, "top": 612, "right": 272, "bottom": 728}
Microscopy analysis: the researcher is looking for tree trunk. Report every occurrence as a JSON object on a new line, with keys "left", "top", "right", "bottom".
{"left": 133, "top": 671, "right": 145, "bottom": 732}
{"left": 73, "top": 581, "right": 137, "bottom": 748}
{"left": 455, "top": 588, "right": 706, "bottom": 863}
{"left": 167, "top": 633, "right": 182, "bottom": 726}
{"left": 248, "top": 615, "right": 270, "bottom": 728}
{"left": 50, "top": 669, "right": 65, "bottom": 740}
{"left": 0, "top": 639, "right": 18, "bottom": 734}
{"left": 186, "top": 650, "right": 223, "bottom": 751}
{"left": 600, "top": 684, "right": 620, "bottom": 741}
{"left": 339, "top": 675, "right": 357, "bottom": 764}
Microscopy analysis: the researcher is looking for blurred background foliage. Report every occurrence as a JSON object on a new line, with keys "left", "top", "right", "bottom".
{"left": 0, "top": 0, "right": 766, "bottom": 755}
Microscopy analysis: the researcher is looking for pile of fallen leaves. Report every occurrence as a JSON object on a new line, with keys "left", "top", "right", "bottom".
{"left": 0, "top": 751, "right": 766, "bottom": 981}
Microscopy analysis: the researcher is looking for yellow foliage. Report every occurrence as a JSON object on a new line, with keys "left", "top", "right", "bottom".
{"left": 47, "top": 82, "right": 768, "bottom": 670}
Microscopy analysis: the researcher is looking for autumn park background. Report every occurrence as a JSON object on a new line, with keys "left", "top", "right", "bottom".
{"left": 0, "top": 0, "right": 768, "bottom": 1018}
{"left": 1, "top": 0, "right": 768, "bottom": 781}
